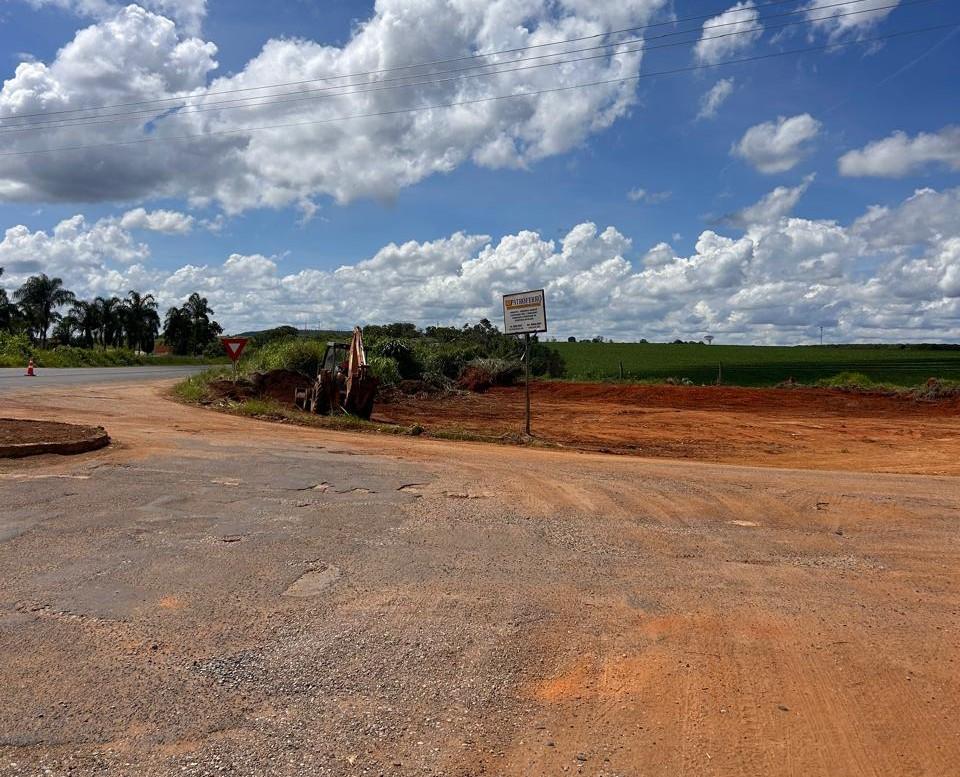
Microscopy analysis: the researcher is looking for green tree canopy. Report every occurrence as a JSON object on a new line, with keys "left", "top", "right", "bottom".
{"left": 13, "top": 273, "right": 75, "bottom": 347}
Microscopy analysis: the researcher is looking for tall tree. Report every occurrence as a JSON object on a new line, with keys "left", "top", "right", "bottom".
{"left": 123, "top": 290, "right": 160, "bottom": 353}
{"left": 93, "top": 296, "right": 123, "bottom": 347}
{"left": 183, "top": 293, "right": 222, "bottom": 354}
{"left": 13, "top": 274, "right": 75, "bottom": 347}
{"left": 162, "top": 305, "right": 192, "bottom": 355}
{"left": 0, "top": 268, "right": 14, "bottom": 333}
{"left": 68, "top": 300, "right": 100, "bottom": 348}
{"left": 51, "top": 315, "right": 79, "bottom": 347}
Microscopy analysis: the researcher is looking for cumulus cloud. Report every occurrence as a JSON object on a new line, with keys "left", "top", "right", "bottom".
{"left": 25, "top": 0, "right": 207, "bottom": 35}
{"left": 1, "top": 1, "right": 668, "bottom": 213}
{"left": 732, "top": 114, "right": 821, "bottom": 173}
{"left": 6, "top": 185, "right": 960, "bottom": 343}
{"left": 694, "top": 2, "right": 762, "bottom": 65}
{"left": 0, "top": 214, "right": 149, "bottom": 283}
{"left": 697, "top": 77, "right": 735, "bottom": 120}
{"left": 850, "top": 187, "right": 960, "bottom": 249}
{"left": 838, "top": 126, "right": 960, "bottom": 177}
{"left": 627, "top": 188, "right": 671, "bottom": 204}
{"left": 728, "top": 175, "right": 814, "bottom": 227}
{"left": 119, "top": 207, "right": 194, "bottom": 234}
{"left": 804, "top": 0, "right": 900, "bottom": 41}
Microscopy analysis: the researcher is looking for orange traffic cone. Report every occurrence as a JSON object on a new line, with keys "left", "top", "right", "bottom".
{"left": 25, "top": 358, "right": 35, "bottom": 377}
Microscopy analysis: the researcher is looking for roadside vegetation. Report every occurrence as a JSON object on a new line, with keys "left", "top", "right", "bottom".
{"left": 0, "top": 332, "right": 219, "bottom": 368}
{"left": 549, "top": 340, "right": 960, "bottom": 387}
{"left": 0, "top": 267, "right": 228, "bottom": 366}
{"left": 171, "top": 320, "right": 567, "bottom": 440}
{"left": 185, "top": 319, "right": 565, "bottom": 392}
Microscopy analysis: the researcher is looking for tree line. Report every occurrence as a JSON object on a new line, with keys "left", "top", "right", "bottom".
{"left": 0, "top": 269, "right": 222, "bottom": 355}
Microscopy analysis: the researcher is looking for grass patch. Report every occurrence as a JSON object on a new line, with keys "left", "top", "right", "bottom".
{"left": 171, "top": 367, "right": 232, "bottom": 402}
{"left": 0, "top": 347, "right": 228, "bottom": 369}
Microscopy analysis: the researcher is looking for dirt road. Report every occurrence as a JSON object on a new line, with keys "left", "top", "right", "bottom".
{"left": 1, "top": 379, "right": 958, "bottom": 776}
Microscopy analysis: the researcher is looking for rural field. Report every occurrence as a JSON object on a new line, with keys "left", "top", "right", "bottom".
{"left": 548, "top": 341, "right": 960, "bottom": 386}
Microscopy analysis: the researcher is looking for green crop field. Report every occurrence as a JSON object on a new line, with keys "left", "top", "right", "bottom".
{"left": 547, "top": 341, "right": 960, "bottom": 387}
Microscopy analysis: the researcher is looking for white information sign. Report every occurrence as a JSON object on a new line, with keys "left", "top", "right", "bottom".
{"left": 502, "top": 289, "right": 547, "bottom": 335}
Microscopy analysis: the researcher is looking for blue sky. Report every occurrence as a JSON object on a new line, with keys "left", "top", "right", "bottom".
{"left": 0, "top": 0, "right": 958, "bottom": 341}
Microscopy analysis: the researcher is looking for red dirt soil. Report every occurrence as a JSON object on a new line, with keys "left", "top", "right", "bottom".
{"left": 0, "top": 418, "right": 109, "bottom": 457}
{"left": 375, "top": 381, "right": 960, "bottom": 474}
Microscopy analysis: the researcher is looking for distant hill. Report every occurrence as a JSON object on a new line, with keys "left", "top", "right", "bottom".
{"left": 232, "top": 326, "right": 352, "bottom": 341}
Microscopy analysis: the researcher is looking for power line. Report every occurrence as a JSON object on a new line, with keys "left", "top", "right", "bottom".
{"left": 0, "top": 0, "right": 930, "bottom": 135}
{"left": 0, "top": 0, "right": 885, "bottom": 124}
{"left": 0, "top": 21, "right": 952, "bottom": 159}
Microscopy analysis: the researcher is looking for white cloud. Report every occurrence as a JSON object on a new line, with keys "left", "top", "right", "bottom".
{"left": 642, "top": 242, "right": 676, "bottom": 267}
{"left": 120, "top": 207, "right": 194, "bottom": 234}
{"left": 1, "top": 1, "right": 669, "bottom": 213}
{"left": 7, "top": 186, "right": 960, "bottom": 343}
{"left": 627, "top": 188, "right": 671, "bottom": 204}
{"left": 694, "top": 2, "right": 762, "bottom": 66}
{"left": 697, "top": 77, "right": 735, "bottom": 120}
{"left": 0, "top": 214, "right": 149, "bottom": 283}
{"left": 804, "top": 0, "right": 900, "bottom": 41}
{"left": 732, "top": 114, "right": 821, "bottom": 174}
{"left": 850, "top": 187, "right": 960, "bottom": 249}
{"left": 25, "top": 0, "right": 207, "bottom": 35}
{"left": 729, "top": 175, "right": 814, "bottom": 227}
{"left": 838, "top": 126, "right": 960, "bottom": 178}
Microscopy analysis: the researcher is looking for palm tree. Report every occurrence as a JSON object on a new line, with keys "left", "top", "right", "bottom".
{"left": 69, "top": 300, "right": 100, "bottom": 348}
{"left": 123, "top": 291, "right": 160, "bottom": 353}
{"left": 51, "top": 315, "right": 79, "bottom": 347}
{"left": 93, "top": 296, "right": 124, "bottom": 347}
{"left": 163, "top": 305, "right": 192, "bottom": 355}
{"left": 183, "top": 293, "right": 221, "bottom": 354}
{"left": 13, "top": 273, "right": 75, "bottom": 347}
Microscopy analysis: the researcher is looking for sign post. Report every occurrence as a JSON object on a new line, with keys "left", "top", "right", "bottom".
{"left": 502, "top": 289, "right": 547, "bottom": 437}
{"left": 220, "top": 337, "right": 249, "bottom": 381}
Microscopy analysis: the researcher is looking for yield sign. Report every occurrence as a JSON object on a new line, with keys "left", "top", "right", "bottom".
{"left": 220, "top": 337, "right": 249, "bottom": 362}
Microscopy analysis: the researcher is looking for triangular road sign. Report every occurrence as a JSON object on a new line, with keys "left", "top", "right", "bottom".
{"left": 220, "top": 337, "right": 249, "bottom": 362}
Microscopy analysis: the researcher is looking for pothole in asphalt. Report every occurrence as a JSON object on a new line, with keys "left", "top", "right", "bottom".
{"left": 283, "top": 565, "right": 342, "bottom": 597}
{"left": 727, "top": 520, "right": 759, "bottom": 527}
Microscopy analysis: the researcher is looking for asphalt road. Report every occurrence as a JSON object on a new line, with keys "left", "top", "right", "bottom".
{"left": 1, "top": 379, "right": 959, "bottom": 776}
{"left": 0, "top": 365, "right": 207, "bottom": 392}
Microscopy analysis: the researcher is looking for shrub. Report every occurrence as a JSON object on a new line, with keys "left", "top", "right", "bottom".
{"left": 458, "top": 357, "right": 522, "bottom": 392}
{"left": 413, "top": 341, "right": 481, "bottom": 379}
{"left": 369, "top": 338, "right": 421, "bottom": 378}
{"left": 243, "top": 337, "right": 328, "bottom": 376}
{"left": 367, "top": 355, "right": 401, "bottom": 386}
{"left": 529, "top": 340, "right": 566, "bottom": 378}
{"left": 0, "top": 332, "right": 32, "bottom": 362}
{"left": 816, "top": 372, "right": 875, "bottom": 389}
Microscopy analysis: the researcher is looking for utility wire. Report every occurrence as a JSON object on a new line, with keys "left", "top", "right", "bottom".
{"left": 0, "top": 21, "right": 953, "bottom": 159}
{"left": 0, "top": 0, "right": 930, "bottom": 135}
{"left": 0, "top": 0, "right": 883, "bottom": 123}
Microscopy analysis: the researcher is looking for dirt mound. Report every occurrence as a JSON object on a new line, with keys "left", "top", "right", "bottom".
{"left": 250, "top": 369, "right": 313, "bottom": 405}
{"left": 206, "top": 378, "right": 255, "bottom": 402}
{"left": 458, "top": 366, "right": 495, "bottom": 393}
{"left": 0, "top": 418, "right": 109, "bottom": 458}
{"left": 206, "top": 370, "right": 313, "bottom": 406}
